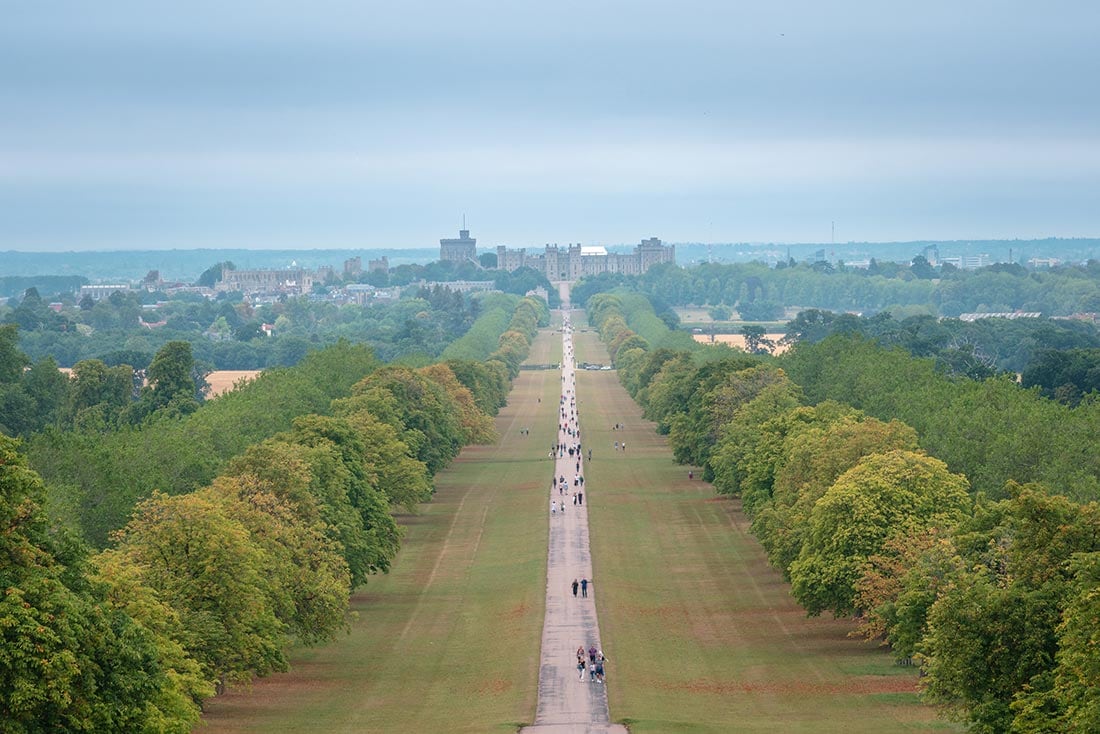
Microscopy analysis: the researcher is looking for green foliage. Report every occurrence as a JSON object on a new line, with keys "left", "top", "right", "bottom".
{"left": 786, "top": 309, "right": 1100, "bottom": 375}
{"left": 1022, "top": 347, "right": 1100, "bottom": 405}
{"left": 109, "top": 491, "right": 288, "bottom": 688}
{"left": 782, "top": 334, "right": 1100, "bottom": 501}
{"left": 735, "top": 406, "right": 919, "bottom": 576}
{"left": 336, "top": 366, "right": 467, "bottom": 476}
{"left": 0, "top": 436, "right": 187, "bottom": 732}
{"left": 737, "top": 298, "right": 784, "bottom": 321}
{"left": 440, "top": 297, "right": 514, "bottom": 363}
{"left": 667, "top": 363, "right": 787, "bottom": 478}
{"left": 788, "top": 450, "right": 970, "bottom": 617}
{"left": 29, "top": 341, "right": 381, "bottom": 546}
{"left": 197, "top": 261, "right": 234, "bottom": 288}
{"left": 1047, "top": 552, "right": 1100, "bottom": 731}
{"left": 285, "top": 415, "right": 402, "bottom": 580}
{"left": 445, "top": 359, "right": 510, "bottom": 416}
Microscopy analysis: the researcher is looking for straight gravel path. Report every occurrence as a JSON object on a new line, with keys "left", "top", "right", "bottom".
{"left": 521, "top": 308, "right": 628, "bottom": 734}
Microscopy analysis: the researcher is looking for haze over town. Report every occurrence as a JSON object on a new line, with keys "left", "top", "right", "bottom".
{"left": 2, "top": 1, "right": 1098, "bottom": 252}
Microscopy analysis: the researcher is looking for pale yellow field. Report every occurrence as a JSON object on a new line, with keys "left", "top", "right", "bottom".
{"left": 205, "top": 370, "right": 261, "bottom": 397}
{"left": 692, "top": 333, "right": 790, "bottom": 354}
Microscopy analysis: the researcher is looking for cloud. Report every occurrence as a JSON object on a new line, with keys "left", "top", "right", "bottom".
{"left": 4, "top": 137, "right": 1098, "bottom": 193}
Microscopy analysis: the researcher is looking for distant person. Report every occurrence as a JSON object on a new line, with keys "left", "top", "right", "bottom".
{"left": 588, "top": 646, "right": 597, "bottom": 665}
{"left": 572, "top": 579, "right": 579, "bottom": 597}
{"left": 581, "top": 578, "right": 589, "bottom": 597}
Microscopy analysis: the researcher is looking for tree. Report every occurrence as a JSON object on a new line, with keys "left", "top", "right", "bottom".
{"left": 0, "top": 436, "right": 176, "bottom": 731}
{"left": 286, "top": 415, "right": 403, "bottom": 581}
{"left": 740, "top": 324, "right": 774, "bottom": 354}
{"left": 0, "top": 323, "right": 29, "bottom": 384}
{"left": 91, "top": 550, "right": 213, "bottom": 732}
{"left": 789, "top": 449, "right": 970, "bottom": 616}
{"left": 130, "top": 340, "right": 201, "bottom": 420}
{"left": 910, "top": 254, "right": 936, "bottom": 279}
{"left": 852, "top": 528, "right": 956, "bottom": 662}
{"left": 202, "top": 476, "right": 351, "bottom": 644}
{"left": 749, "top": 410, "right": 919, "bottom": 577}
{"left": 109, "top": 490, "right": 287, "bottom": 690}
{"left": 1047, "top": 552, "right": 1100, "bottom": 731}
{"left": 916, "top": 487, "right": 1100, "bottom": 733}
{"left": 197, "top": 261, "right": 234, "bottom": 288}
{"left": 66, "top": 359, "right": 133, "bottom": 427}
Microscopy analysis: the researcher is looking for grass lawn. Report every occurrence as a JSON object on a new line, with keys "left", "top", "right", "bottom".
{"left": 571, "top": 324, "right": 959, "bottom": 733}
{"left": 199, "top": 330, "right": 563, "bottom": 733}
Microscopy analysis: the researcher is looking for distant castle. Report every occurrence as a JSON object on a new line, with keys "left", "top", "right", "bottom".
{"left": 438, "top": 228, "right": 675, "bottom": 281}
{"left": 439, "top": 229, "right": 478, "bottom": 264}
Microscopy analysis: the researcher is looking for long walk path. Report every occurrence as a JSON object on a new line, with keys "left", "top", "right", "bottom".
{"left": 522, "top": 310, "right": 628, "bottom": 734}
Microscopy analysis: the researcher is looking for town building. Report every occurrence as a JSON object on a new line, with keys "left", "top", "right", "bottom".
{"left": 79, "top": 284, "right": 132, "bottom": 301}
{"left": 940, "top": 254, "right": 992, "bottom": 270}
{"left": 368, "top": 256, "right": 389, "bottom": 273}
{"left": 217, "top": 266, "right": 315, "bottom": 296}
{"left": 422, "top": 280, "right": 497, "bottom": 294}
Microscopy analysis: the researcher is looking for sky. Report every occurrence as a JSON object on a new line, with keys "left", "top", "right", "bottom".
{"left": 2, "top": 0, "right": 1099, "bottom": 251}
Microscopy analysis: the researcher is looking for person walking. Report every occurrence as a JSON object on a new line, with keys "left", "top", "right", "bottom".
{"left": 551, "top": 500, "right": 557, "bottom": 515}
{"left": 577, "top": 657, "right": 587, "bottom": 681}
{"left": 572, "top": 579, "right": 579, "bottom": 597}
{"left": 581, "top": 578, "right": 589, "bottom": 597}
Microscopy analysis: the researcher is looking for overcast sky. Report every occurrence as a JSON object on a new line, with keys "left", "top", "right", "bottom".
{"left": 2, "top": 1, "right": 1098, "bottom": 251}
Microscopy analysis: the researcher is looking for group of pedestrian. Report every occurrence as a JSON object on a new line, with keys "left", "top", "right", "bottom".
{"left": 570, "top": 577, "right": 590, "bottom": 598}
{"left": 575, "top": 645, "right": 608, "bottom": 683}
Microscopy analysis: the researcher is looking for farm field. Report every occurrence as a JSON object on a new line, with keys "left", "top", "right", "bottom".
{"left": 690, "top": 333, "right": 789, "bottom": 353}
{"left": 205, "top": 369, "right": 261, "bottom": 397}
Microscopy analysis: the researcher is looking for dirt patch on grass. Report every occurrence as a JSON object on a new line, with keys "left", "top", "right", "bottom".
{"left": 502, "top": 601, "right": 531, "bottom": 621}
{"left": 477, "top": 678, "right": 514, "bottom": 695}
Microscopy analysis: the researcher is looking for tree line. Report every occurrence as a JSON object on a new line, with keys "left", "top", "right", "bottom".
{"left": 783, "top": 308, "right": 1100, "bottom": 378}
{"left": 1, "top": 296, "right": 547, "bottom": 731}
{"left": 587, "top": 290, "right": 1100, "bottom": 733}
{"left": 576, "top": 258, "right": 1100, "bottom": 319}
{"left": 3, "top": 281, "right": 492, "bottom": 371}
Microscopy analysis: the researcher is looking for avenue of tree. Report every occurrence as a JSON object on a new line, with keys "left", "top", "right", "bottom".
{"left": 586, "top": 288, "right": 1100, "bottom": 734}
{"left": 0, "top": 295, "right": 548, "bottom": 731}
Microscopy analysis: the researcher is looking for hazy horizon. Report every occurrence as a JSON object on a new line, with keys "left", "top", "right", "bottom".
{"left": 3, "top": 1, "right": 1098, "bottom": 252}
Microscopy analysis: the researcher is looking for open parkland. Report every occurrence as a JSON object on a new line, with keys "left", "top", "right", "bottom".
{"left": 199, "top": 309, "right": 956, "bottom": 733}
